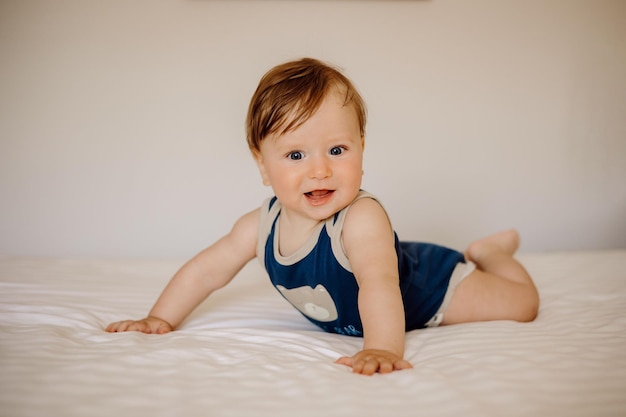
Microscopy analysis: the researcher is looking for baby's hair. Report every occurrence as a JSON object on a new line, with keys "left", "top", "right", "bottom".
{"left": 246, "top": 57, "right": 367, "bottom": 154}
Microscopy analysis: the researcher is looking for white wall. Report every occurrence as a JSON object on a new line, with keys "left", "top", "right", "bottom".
{"left": 1, "top": 0, "right": 625, "bottom": 259}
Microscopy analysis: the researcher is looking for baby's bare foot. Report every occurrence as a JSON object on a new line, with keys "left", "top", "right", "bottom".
{"left": 466, "top": 229, "right": 520, "bottom": 263}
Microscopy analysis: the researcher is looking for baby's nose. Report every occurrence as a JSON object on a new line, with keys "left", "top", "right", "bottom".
{"left": 309, "top": 156, "right": 331, "bottom": 179}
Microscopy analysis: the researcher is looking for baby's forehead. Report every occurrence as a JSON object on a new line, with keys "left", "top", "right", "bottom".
{"left": 265, "top": 111, "right": 360, "bottom": 152}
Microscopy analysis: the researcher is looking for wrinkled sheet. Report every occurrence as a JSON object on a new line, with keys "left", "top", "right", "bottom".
{"left": 1, "top": 251, "right": 625, "bottom": 417}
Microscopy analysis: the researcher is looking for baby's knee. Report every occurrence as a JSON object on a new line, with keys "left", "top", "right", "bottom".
{"left": 516, "top": 285, "right": 540, "bottom": 322}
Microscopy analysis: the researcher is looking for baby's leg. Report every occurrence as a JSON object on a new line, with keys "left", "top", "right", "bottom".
{"left": 442, "top": 229, "right": 539, "bottom": 325}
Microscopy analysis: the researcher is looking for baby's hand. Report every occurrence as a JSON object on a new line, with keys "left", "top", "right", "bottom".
{"left": 335, "top": 349, "right": 413, "bottom": 375}
{"left": 105, "top": 316, "right": 173, "bottom": 334}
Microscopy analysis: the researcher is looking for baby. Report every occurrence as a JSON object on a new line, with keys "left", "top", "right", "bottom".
{"left": 107, "top": 57, "right": 539, "bottom": 375}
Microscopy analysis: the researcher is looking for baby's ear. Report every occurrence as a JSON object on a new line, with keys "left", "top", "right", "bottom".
{"left": 253, "top": 152, "right": 271, "bottom": 186}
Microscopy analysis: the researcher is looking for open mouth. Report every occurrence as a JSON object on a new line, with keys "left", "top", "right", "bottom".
{"left": 304, "top": 189, "right": 334, "bottom": 205}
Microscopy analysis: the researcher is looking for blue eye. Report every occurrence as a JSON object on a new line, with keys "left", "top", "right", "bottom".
{"left": 330, "top": 146, "right": 344, "bottom": 156}
{"left": 288, "top": 151, "right": 303, "bottom": 160}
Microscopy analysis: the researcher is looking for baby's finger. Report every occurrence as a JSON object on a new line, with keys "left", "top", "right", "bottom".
{"left": 118, "top": 321, "right": 137, "bottom": 332}
{"left": 106, "top": 320, "right": 130, "bottom": 332}
{"left": 127, "top": 321, "right": 151, "bottom": 333}
{"left": 358, "top": 358, "right": 380, "bottom": 376}
{"left": 378, "top": 360, "right": 394, "bottom": 374}
{"left": 335, "top": 356, "right": 354, "bottom": 368}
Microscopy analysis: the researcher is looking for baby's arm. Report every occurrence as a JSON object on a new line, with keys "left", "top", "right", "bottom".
{"left": 335, "top": 198, "right": 412, "bottom": 375}
{"left": 106, "top": 208, "right": 260, "bottom": 334}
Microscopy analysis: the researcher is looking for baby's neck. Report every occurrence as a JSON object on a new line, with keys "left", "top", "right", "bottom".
{"left": 276, "top": 209, "right": 324, "bottom": 257}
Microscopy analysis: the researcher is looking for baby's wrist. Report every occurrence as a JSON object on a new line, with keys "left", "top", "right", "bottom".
{"left": 361, "top": 346, "right": 404, "bottom": 358}
{"left": 147, "top": 315, "right": 173, "bottom": 328}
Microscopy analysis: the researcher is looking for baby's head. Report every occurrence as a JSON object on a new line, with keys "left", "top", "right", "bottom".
{"left": 246, "top": 58, "right": 367, "bottom": 155}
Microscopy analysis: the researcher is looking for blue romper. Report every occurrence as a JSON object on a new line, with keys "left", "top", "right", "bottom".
{"left": 256, "top": 191, "right": 471, "bottom": 337}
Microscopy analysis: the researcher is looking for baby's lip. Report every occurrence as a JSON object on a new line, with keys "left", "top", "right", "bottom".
{"left": 305, "top": 189, "right": 334, "bottom": 197}
{"left": 304, "top": 189, "right": 335, "bottom": 205}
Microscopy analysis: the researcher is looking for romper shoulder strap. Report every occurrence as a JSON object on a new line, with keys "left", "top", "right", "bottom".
{"left": 325, "top": 190, "right": 388, "bottom": 272}
{"left": 256, "top": 196, "right": 282, "bottom": 270}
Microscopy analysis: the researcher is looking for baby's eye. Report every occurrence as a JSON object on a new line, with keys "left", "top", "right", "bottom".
{"left": 288, "top": 151, "right": 304, "bottom": 160}
{"left": 330, "top": 146, "right": 344, "bottom": 156}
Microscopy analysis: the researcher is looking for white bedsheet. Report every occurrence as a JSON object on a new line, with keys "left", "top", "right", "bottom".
{"left": 1, "top": 251, "right": 625, "bottom": 417}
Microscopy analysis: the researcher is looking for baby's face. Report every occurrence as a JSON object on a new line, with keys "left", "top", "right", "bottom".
{"left": 255, "top": 91, "right": 364, "bottom": 223}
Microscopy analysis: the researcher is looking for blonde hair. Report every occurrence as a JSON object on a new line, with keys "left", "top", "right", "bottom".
{"left": 246, "top": 58, "right": 367, "bottom": 154}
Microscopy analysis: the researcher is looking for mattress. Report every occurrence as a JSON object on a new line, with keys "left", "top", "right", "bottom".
{"left": 1, "top": 251, "right": 625, "bottom": 417}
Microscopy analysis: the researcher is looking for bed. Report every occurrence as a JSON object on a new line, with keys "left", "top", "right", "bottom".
{"left": 1, "top": 251, "right": 625, "bottom": 417}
